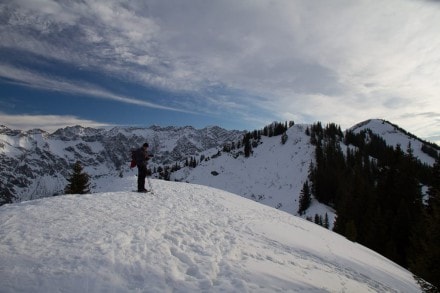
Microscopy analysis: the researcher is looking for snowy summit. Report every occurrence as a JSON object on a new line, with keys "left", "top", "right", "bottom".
{"left": 0, "top": 178, "right": 421, "bottom": 292}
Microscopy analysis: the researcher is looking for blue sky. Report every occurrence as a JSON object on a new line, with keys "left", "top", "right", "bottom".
{"left": 1, "top": 0, "right": 440, "bottom": 144}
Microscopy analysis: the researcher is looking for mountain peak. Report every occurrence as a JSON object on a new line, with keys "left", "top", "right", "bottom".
{"left": 349, "top": 118, "right": 438, "bottom": 165}
{"left": 349, "top": 118, "right": 388, "bottom": 131}
{"left": 0, "top": 125, "right": 21, "bottom": 136}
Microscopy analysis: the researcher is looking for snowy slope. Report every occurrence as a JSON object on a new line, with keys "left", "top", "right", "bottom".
{"left": 0, "top": 178, "right": 422, "bottom": 292}
{"left": 172, "top": 124, "right": 335, "bottom": 224}
{"left": 170, "top": 120, "right": 439, "bottom": 226}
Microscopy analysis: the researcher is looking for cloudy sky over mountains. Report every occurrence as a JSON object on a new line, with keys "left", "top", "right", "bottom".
{"left": 0, "top": 0, "right": 439, "bottom": 143}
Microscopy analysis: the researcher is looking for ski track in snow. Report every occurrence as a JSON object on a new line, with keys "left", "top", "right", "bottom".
{"left": 0, "top": 180, "right": 421, "bottom": 292}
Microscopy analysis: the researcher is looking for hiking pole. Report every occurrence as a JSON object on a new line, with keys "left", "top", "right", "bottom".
{"left": 146, "top": 176, "right": 154, "bottom": 194}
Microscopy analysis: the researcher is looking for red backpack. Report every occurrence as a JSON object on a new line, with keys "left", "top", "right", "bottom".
{"left": 130, "top": 149, "right": 136, "bottom": 168}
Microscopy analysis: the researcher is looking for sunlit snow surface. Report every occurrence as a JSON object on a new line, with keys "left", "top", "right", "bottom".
{"left": 0, "top": 178, "right": 421, "bottom": 292}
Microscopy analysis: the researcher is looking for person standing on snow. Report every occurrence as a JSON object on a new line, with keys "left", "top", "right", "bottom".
{"left": 134, "top": 142, "right": 150, "bottom": 192}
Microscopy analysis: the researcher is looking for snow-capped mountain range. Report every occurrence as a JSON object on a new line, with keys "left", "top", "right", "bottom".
{"left": 0, "top": 124, "right": 244, "bottom": 203}
{"left": 1, "top": 119, "right": 438, "bottom": 215}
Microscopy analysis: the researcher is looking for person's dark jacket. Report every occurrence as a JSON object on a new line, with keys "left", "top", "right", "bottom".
{"left": 134, "top": 147, "right": 148, "bottom": 166}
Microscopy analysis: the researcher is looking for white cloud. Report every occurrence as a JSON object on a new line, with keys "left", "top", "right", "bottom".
{"left": 1, "top": 0, "right": 440, "bottom": 142}
{"left": 0, "top": 113, "right": 112, "bottom": 133}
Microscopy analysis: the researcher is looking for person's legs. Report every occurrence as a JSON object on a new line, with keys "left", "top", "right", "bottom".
{"left": 138, "top": 165, "right": 147, "bottom": 191}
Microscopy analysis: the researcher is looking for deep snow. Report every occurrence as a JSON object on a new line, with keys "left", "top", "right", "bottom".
{"left": 0, "top": 178, "right": 421, "bottom": 292}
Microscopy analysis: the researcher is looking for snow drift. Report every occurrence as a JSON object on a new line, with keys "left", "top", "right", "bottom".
{"left": 0, "top": 179, "right": 421, "bottom": 292}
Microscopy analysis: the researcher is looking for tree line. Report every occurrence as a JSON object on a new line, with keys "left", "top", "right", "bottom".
{"left": 305, "top": 121, "right": 439, "bottom": 290}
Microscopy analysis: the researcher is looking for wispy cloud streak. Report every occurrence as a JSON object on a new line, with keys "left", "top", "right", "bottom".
{"left": 0, "top": 64, "right": 192, "bottom": 113}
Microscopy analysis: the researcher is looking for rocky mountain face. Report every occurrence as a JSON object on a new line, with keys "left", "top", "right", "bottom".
{"left": 0, "top": 125, "right": 244, "bottom": 203}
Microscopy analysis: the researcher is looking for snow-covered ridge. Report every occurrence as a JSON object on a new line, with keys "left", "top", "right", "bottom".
{"left": 350, "top": 119, "right": 438, "bottom": 165}
{"left": 0, "top": 179, "right": 422, "bottom": 292}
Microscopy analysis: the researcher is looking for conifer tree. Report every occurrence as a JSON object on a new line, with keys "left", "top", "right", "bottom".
{"left": 314, "top": 214, "right": 322, "bottom": 225}
{"left": 243, "top": 133, "right": 252, "bottom": 157}
{"left": 65, "top": 161, "right": 90, "bottom": 194}
{"left": 305, "top": 126, "right": 310, "bottom": 136}
{"left": 345, "top": 220, "right": 357, "bottom": 242}
{"left": 298, "top": 181, "right": 312, "bottom": 215}
{"left": 324, "top": 213, "right": 330, "bottom": 229}
{"left": 190, "top": 157, "right": 197, "bottom": 168}
{"left": 411, "top": 157, "right": 440, "bottom": 290}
